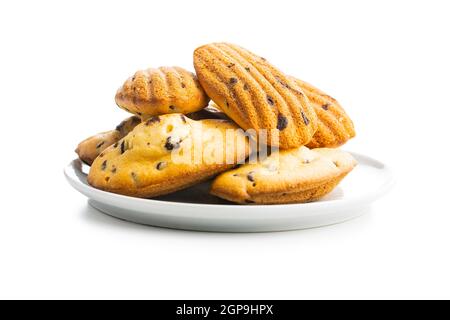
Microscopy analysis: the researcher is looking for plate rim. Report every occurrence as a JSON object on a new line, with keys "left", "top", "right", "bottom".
{"left": 64, "top": 151, "right": 395, "bottom": 210}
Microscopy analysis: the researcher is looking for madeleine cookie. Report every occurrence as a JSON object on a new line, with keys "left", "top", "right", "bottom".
{"left": 75, "top": 116, "right": 141, "bottom": 165}
{"left": 211, "top": 147, "right": 356, "bottom": 204}
{"left": 88, "top": 114, "right": 250, "bottom": 198}
{"left": 194, "top": 43, "right": 318, "bottom": 149}
{"left": 293, "top": 78, "right": 355, "bottom": 148}
{"left": 75, "top": 106, "right": 229, "bottom": 165}
{"left": 115, "top": 66, "right": 210, "bottom": 118}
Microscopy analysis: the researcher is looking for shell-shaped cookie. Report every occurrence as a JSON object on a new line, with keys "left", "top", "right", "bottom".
{"left": 293, "top": 78, "right": 355, "bottom": 148}
{"left": 193, "top": 43, "right": 318, "bottom": 149}
{"left": 115, "top": 66, "right": 210, "bottom": 118}
{"left": 88, "top": 114, "right": 250, "bottom": 198}
{"left": 210, "top": 146, "right": 357, "bottom": 204}
{"left": 75, "top": 116, "right": 141, "bottom": 165}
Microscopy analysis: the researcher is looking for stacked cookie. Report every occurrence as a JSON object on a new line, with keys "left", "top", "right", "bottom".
{"left": 77, "top": 43, "right": 356, "bottom": 204}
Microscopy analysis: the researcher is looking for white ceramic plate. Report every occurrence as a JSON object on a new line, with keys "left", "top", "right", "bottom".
{"left": 64, "top": 152, "right": 393, "bottom": 232}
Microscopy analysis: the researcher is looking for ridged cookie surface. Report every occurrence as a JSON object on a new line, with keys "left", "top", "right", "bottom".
{"left": 115, "top": 66, "right": 210, "bottom": 118}
{"left": 194, "top": 43, "right": 318, "bottom": 149}
{"left": 88, "top": 114, "right": 250, "bottom": 198}
{"left": 210, "top": 146, "right": 356, "bottom": 204}
{"left": 75, "top": 116, "right": 141, "bottom": 165}
{"left": 294, "top": 78, "right": 355, "bottom": 148}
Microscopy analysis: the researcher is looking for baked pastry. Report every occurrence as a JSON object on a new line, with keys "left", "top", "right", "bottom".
{"left": 75, "top": 116, "right": 141, "bottom": 165}
{"left": 210, "top": 146, "right": 356, "bottom": 204}
{"left": 293, "top": 78, "right": 355, "bottom": 148}
{"left": 193, "top": 42, "right": 318, "bottom": 149}
{"left": 75, "top": 104, "right": 229, "bottom": 165}
{"left": 115, "top": 66, "right": 210, "bottom": 118}
{"left": 88, "top": 113, "right": 250, "bottom": 198}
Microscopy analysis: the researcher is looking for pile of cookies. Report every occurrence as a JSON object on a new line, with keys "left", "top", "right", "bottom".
{"left": 76, "top": 43, "right": 357, "bottom": 204}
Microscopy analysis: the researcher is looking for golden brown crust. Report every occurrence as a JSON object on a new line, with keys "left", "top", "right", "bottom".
{"left": 193, "top": 43, "right": 318, "bottom": 149}
{"left": 75, "top": 116, "right": 141, "bottom": 165}
{"left": 293, "top": 78, "right": 355, "bottom": 148}
{"left": 115, "top": 66, "right": 210, "bottom": 117}
{"left": 210, "top": 147, "right": 357, "bottom": 204}
{"left": 87, "top": 114, "right": 250, "bottom": 198}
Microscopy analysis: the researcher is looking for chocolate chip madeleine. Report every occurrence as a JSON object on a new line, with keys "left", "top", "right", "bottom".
{"left": 211, "top": 146, "right": 357, "bottom": 204}
{"left": 75, "top": 105, "right": 229, "bottom": 165}
{"left": 194, "top": 43, "right": 318, "bottom": 149}
{"left": 115, "top": 66, "right": 210, "bottom": 118}
{"left": 88, "top": 113, "right": 250, "bottom": 198}
{"left": 75, "top": 116, "right": 141, "bottom": 165}
{"left": 293, "top": 78, "right": 355, "bottom": 148}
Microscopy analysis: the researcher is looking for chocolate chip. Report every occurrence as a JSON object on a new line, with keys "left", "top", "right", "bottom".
{"left": 136, "top": 112, "right": 142, "bottom": 116}
{"left": 243, "top": 84, "right": 249, "bottom": 90}
{"left": 276, "top": 77, "right": 290, "bottom": 89}
{"left": 131, "top": 75, "right": 136, "bottom": 81}
{"left": 156, "top": 162, "right": 167, "bottom": 170}
{"left": 146, "top": 116, "right": 160, "bottom": 125}
{"left": 267, "top": 95, "right": 275, "bottom": 106}
{"left": 180, "top": 115, "right": 187, "bottom": 123}
{"left": 164, "top": 137, "right": 180, "bottom": 150}
{"left": 99, "top": 153, "right": 104, "bottom": 158}
{"left": 252, "top": 183, "right": 257, "bottom": 187}
{"left": 301, "top": 111, "right": 310, "bottom": 125}
{"left": 277, "top": 114, "right": 288, "bottom": 130}
{"left": 131, "top": 172, "right": 137, "bottom": 182}
{"left": 105, "top": 176, "right": 110, "bottom": 182}
{"left": 229, "top": 77, "right": 238, "bottom": 85}
{"left": 245, "top": 67, "right": 251, "bottom": 72}
{"left": 322, "top": 104, "right": 329, "bottom": 110}
{"left": 111, "top": 166, "right": 117, "bottom": 173}
{"left": 227, "top": 63, "right": 235, "bottom": 68}
{"left": 113, "top": 142, "right": 118, "bottom": 148}
{"left": 181, "top": 82, "right": 186, "bottom": 88}
{"left": 96, "top": 141, "right": 105, "bottom": 149}
{"left": 120, "top": 140, "right": 126, "bottom": 154}
{"left": 101, "top": 160, "right": 107, "bottom": 170}
{"left": 247, "top": 172, "right": 255, "bottom": 182}
{"left": 233, "top": 174, "right": 239, "bottom": 177}
{"left": 226, "top": 101, "right": 230, "bottom": 107}
{"left": 169, "top": 105, "right": 175, "bottom": 110}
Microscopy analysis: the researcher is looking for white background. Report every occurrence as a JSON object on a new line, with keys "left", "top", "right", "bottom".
{"left": 1, "top": 0, "right": 449, "bottom": 299}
